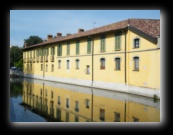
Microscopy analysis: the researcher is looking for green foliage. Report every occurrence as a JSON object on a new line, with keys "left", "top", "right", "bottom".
{"left": 24, "top": 35, "right": 43, "bottom": 47}
{"left": 14, "top": 59, "right": 23, "bottom": 70}
{"left": 153, "top": 94, "right": 159, "bottom": 102}
{"left": 10, "top": 46, "right": 23, "bottom": 67}
{"left": 10, "top": 80, "right": 23, "bottom": 98}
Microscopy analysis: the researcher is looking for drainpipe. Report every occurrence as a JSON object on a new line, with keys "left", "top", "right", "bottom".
{"left": 43, "top": 48, "right": 45, "bottom": 78}
{"left": 92, "top": 37, "right": 94, "bottom": 86}
{"left": 124, "top": 29, "right": 127, "bottom": 84}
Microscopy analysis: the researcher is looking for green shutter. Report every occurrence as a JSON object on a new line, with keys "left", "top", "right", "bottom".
{"left": 87, "top": 39, "right": 91, "bottom": 53}
{"left": 115, "top": 35, "right": 121, "bottom": 51}
{"left": 60, "top": 45, "right": 62, "bottom": 56}
{"left": 100, "top": 36, "right": 105, "bottom": 52}
{"left": 76, "top": 41, "right": 79, "bottom": 54}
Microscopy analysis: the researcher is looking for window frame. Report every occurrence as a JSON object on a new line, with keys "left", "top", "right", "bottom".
{"left": 115, "top": 57, "right": 121, "bottom": 70}
{"left": 100, "top": 35, "right": 106, "bottom": 52}
{"left": 115, "top": 33, "right": 121, "bottom": 51}
{"left": 133, "top": 57, "right": 139, "bottom": 71}
{"left": 133, "top": 38, "right": 140, "bottom": 48}
{"left": 100, "top": 58, "right": 105, "bottom": 70}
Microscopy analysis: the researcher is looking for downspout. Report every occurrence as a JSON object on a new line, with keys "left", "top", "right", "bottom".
{"left": 92, "top": 37, "right": 94, "bottom": 86}
{"left": 124, "top": 30, "right": 127, "bottom": 84}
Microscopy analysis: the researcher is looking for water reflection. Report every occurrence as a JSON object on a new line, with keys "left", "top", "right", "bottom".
{"left": 13, "top": 78, "right": 160, "bottom": 122}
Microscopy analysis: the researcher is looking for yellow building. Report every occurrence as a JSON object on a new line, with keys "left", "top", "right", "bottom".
{"left": 22, "top": 18, "right": 160, "bottom": 99}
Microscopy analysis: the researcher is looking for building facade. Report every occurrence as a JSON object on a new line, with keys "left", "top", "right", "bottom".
{"left": 22, "top": 18, "right": 160, "bottom": 98}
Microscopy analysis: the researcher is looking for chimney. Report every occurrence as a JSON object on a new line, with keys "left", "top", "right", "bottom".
{"left": 57, "top": 33, "right": 62, "bottom": 37}
{"left": 66, "top": 33, "right": 71, "bottom": 36}
{"left": 47, "top": 35, "right": 53, "bottom": 40}
{"left": 78, "top": 28, "right": 84, "bottom": 33}
{"left": 24, "top": 43, "right": 28, "bottom": 48}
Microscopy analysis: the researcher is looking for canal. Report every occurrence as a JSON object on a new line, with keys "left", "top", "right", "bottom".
{"left": 10, "top": 77, "right": 160, "bottom": 122}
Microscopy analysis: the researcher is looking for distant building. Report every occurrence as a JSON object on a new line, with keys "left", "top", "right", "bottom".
{"left": 22, "top": 18, "right": 160, "bottom": 98}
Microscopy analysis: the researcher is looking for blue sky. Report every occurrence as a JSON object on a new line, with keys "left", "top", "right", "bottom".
{"left": 10, "top": 10, "right": 160, "bottom": 47}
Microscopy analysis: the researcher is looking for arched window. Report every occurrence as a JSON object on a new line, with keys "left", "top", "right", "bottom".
{"left": 115, "top": 58, "right": 120, "bottom": 70}
{"left": 100, "top": 58, "right": 105, "bottom": 69}
{"left": 133, "top": 57, "right": 139, "bottom": 71}
{"left": 76, "top": 59, "right": 80, "bottom": 69}
{"left": 66, "top": 60, "right": 70, "bottom": 69}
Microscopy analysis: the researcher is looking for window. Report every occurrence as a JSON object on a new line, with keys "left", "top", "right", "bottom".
{"left": 85, "top": 99, "right": 90, "bottom": 108}
{"left": 76, "top": 59, "right": 80, "bottom": 69}
{"left": 115, "top": 58, "right": 120, "bottom": 70}
{"left": 51, "top": 64, "right": 54, "bottom": 72}
{"left": 75, "top": 115, "right": 79, "bottom": 122}
{"left": 133, "top": 57, "right": 139, "bottom": 71}
{"left": 67, "top": 43, "right": 70, "bottom": 55}
{"left": 51, "top": 47, "right": 55, "bottom": 55}
{"left": 46, "top": 64, "right": 48, "bottom": 72}
{"left": 114, "top": 112, "right": 120, "bottom": 122}
{"left": 134, "top": 38, "right": 140, "bottom": 48}
{"left": 115, "top": 33, "right": 121, "bottom": 51}
{"left": 40, "top": 89, "right": 42, "bottom": 95}
{"left": 86, "top": 65, "right": 90, "bottom": 74}
{"left": 56, "top": 109, "right": 61, "bottom": 121}
{"left": 100, "top": 58, "right": 105, "bottom": 69}
{"left": 51, "top": 91, "right": 53, "bottom": 98}
{"left": 133, "top": 117, "right": 139, "bottom": 122}
{"left": 100, "top": 108, "right": 105, "bottom": 121}
{"left": 75, "top": 101, "right": 79, "bottom": 112}
{"left": 58, "top": 44, "right": 62, "bottom": 56}
{"left": 66, "top": 98, "right": 69, "bottom": 108}
{"left": 45, "top": 89, "right": 48, "bottom": 96}
{"left": 76, "top": 41, "right": 80, "bottom": 55}
{"left": 67, "top": 60, "right": 70, "bottom": 69}
{"left": 87, "top": 38, "right": 92, "bottom": 54}
{"left": 100, "top": 35, "right": 106, "bottom": 52}
{"left": 58, "top": 60, "right": 61, "bottom": 69}
{"left": 41, "top": 64, "right": 43, "bottom": 71}
{"left": 66, "top": 112, "right": 69, "bottom": 122}
{"left": 57, "top": 96, "right": 60, "bottom": 105}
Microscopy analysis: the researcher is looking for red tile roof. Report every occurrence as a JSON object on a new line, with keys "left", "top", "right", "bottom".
{"left": 23, "top": 18, "right": 160, "bottom": 49}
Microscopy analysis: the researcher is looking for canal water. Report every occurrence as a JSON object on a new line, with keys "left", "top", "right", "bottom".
{"left": 10, "top": 77, "right": 160, "bottom": 122}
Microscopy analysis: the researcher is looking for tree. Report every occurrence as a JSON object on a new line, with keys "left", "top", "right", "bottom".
{"left": 24, "top": 35, "right": 43, "bottom": 47}
{"left": 10, "top": 46, "right": 23, "bottom": 68}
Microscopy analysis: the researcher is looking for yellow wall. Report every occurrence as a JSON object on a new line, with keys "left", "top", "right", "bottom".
{"left": 23, "top": 29, "right": 160, "bottom": 93}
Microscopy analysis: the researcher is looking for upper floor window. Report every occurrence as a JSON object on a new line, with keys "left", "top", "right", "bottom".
{"left": 134, "top": 38, "right": 140, "bottom": 48}
{"left": 100, "top": 35, "right": 106, "bottom": 52}
{"left": 51, "top": 47, "right": 55, "bottom": 55}
{"left": 115, "top": 33, "right": 121, "bottom": 51}
{"left": 115, "top": 58, "right": 121, "bottom": 70}
{"left": 133, "top": 57, "right": 139, "bottom": 71}
{"left": 76, "top": 41, "right": 80, "bottom": 55}
{"left": 67, "top": 43, "right": 70, "bottom": 55}
{"left": 57, "top": 44, "right": 62, "bottom": 56}
{"left": 87, "top": 38, "right": 92, "bottom": 54}
{"left": 100, "top": 58, "right": 105, "bottom": 69}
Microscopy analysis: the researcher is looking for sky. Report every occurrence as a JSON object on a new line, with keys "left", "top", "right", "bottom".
{"left": 10, "top": 10, "right": 160, "bottom": 47}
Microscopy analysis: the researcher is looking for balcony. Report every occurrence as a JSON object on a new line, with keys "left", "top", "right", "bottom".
{"left": 33, "top": 57, "right": 35, "bottom": 63}
{"left": 29, "top": 58, "right": 32, "bottom": 63}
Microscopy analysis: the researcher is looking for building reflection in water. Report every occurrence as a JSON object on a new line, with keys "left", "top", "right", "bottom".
{"left": 22, "top": 78, "right": 160, "bottom": 122}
